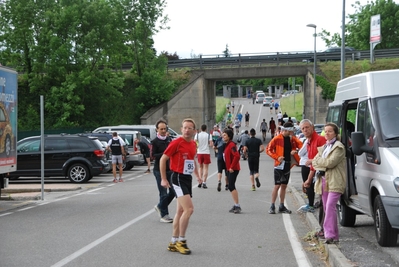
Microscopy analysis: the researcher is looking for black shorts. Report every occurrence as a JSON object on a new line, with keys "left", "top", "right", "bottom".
{"left": 247, "top": 157, "right": 259, "bottom": 175}
{"left": 261, "top": 130, "right": 267, "bottom": 133}
{"left": 217, "top": 159, "right": 226, "bottom": 174}
{"left": 171, "top": 172, "right": 192, "bottom": 198}
{"left": 274, "top": 162, "right": 291, "bottom": 185}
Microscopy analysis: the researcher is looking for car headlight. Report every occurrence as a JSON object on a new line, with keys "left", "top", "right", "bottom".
{"left": 394, "top": 177, "right": 399, "bottom": 193}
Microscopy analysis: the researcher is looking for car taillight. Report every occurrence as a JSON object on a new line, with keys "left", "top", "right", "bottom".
{"left": 94, "top": 149, "right": 105, "bottom": 158}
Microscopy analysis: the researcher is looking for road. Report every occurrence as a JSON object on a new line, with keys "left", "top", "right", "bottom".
{"left": 1, "top": 98, "right": 398, "bottom": 267}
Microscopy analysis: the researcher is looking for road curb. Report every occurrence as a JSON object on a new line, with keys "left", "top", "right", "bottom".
{"left": 289, "top": 184, "right": 353, "bottom": 267}
{"left": 0, "top": 186, "right": 82, "bottom": 201}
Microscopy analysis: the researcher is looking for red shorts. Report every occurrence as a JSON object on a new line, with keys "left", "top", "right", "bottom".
{"left": 197, "top": 154, "right": 211, "bottom": 164}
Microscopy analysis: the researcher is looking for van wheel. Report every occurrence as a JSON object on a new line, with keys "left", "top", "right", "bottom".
{"left": 68, "top": 163, "right": 89, "bottom": 183}
{"left": 337, "top": 197, "right": 356, "bottom": 227}
{"left": 373, "top": 195, "right": 398, "bottom": 246}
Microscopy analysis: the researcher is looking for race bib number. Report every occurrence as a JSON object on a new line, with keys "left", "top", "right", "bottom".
{"left": 183, "top": 159, "right": 195, "bottom": 175}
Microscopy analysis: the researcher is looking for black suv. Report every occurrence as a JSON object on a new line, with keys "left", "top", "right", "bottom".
{"left": 7, "top": 134, "right": 110, "bottom": 183}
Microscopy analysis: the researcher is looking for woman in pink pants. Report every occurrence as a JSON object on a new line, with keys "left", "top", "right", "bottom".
{"left": 311, "top": 122, "right": 346, "bottom": 244}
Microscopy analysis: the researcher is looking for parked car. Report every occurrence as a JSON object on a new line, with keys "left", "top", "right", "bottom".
{"left": 255, "top": 93, "right": 265, "bottom": 103}
{"left": 7, "top": 134, "right": 109, "bottom": 183}
{"left": 314, "top": 124, "right": 325, "bottom": 135}
{"left": 263, "top": 96, "right": 274, "bottom": 106}
{"left": 282, "top": 117, "right": 297, "bottom": 124}
{"left": 81, "top": 132, "right": 131, "bottom": 171}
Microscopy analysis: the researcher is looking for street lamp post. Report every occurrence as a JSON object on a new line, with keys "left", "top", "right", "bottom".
{"left": 307, "top": 23, "right": 317, "bottom": 123}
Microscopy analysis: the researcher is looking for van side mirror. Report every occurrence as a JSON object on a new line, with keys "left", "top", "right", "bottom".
{"left": 351, "top": 131, "right": 374, "bottom": 155}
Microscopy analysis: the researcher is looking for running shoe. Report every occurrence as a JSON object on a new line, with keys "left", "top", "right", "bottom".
{"left": 145, "top": 169, "right": 151, "bottom": 174}
{"left": 154, "top": 205, "right": 161, "bottom": 217}
{"left": 234, "top": 206, "right": 242, "bottom": 214}
{"left": 202, "top": 183, "right": 208, "bottom": 189}
{"left": 229, "top": 205, "right": 236, "bottom": 213}
{"left": 198, "top": 183, "right": 202, "bottom": 188}
{"left": 255, "top": 177, "right": 261, "bottom": 188}
{"left": 175, "top": 240, "right": 191, "bottom": 255}
{"left": 225, "top": 185, "right": 229, "bottom": 191}
{"left": 279, "top": 206, "right": 292, "bottom": 214}
{"left": 217, "top": 182, "right": 221, "bottom": 192}
{"left": 119, "top": 178, "right": 124, "bottom": 182}
{"left": 160, "top": 215, "right": 173, "bottom": 223}
{"left": 297, "top": 205, "right": 315, "bottom": 213}
{"left": 113, "top": 179, "right": 118, "bottom": 183}
{"left": 268, "top": 207, "right": 276, "bottom": 214}
{"left": 167, "top": 242, "right": 177, "bottom": 252}
{"left": 251, "top": 185, "right": 256, "bottom": 191}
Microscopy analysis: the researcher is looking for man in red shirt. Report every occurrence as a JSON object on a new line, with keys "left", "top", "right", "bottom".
{"left": 160, "top": 118, "right": 202, "bottom": 255}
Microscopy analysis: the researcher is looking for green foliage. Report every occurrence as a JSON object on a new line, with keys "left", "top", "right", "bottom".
{"left": 319, "top": 0, "right": 399, "bottom": 49}
{"left": 0, "top": 0, "right": 172, "bottom": 130}
{"left": 316, "top": 75, "right": 336, "bottom": 101}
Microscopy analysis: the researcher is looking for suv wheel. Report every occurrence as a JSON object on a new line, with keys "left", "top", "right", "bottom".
{"left": 68, "top": 163, "right": 89, "bottom": 183}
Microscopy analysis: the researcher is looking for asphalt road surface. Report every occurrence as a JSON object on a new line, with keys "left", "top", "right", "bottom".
{"left": 1, "top": 97, "right": 398, "bottom": 267}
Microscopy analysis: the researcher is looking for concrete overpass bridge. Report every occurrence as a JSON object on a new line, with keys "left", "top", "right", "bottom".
{"left": 140, "top": 65, "right": 331, "bottom": 132}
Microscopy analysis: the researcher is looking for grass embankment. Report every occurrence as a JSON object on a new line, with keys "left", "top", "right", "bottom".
{"left": 279, "top": 93, "right": 304, "bottom": 121}
{"left": 216, "top": 97, "right": 231, "bottom": 122}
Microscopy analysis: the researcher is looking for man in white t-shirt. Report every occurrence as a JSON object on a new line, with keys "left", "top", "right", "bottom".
{"left": 194, "top": 124, "right": 213, "bottom": 189}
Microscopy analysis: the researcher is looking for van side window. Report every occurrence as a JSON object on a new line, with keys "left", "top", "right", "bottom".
{"left": 357, "top": 100, "right": 376, "bottom": 162}
{"left": 326, "top": 106, "right": 340, "bottom": 125}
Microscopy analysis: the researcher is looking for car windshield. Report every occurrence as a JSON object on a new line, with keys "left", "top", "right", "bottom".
{"left": 376, "top": 95, "right": 399, "bottom": 142}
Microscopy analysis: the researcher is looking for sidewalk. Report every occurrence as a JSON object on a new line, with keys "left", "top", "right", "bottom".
{"left": 0, "top": 184, "right": 81, "bottom": 201}
{"left": 289, "top": 167, "right": 352, "bottom": 267}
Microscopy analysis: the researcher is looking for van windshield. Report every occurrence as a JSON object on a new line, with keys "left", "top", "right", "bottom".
{"left": 376, "top": 95, "right": 399, "bottom": 141}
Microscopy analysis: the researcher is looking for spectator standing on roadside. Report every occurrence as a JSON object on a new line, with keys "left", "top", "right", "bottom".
{"left": 269, "top": 117, "right": 276, "bottom": 138}
{"left": 213, "top": 134, "right": 229, "bottom": 192}
{"left": 194, "top": 124, "right": 213, "bottom": 189}
{"left": 243, "top": 129, "right": 264, "bottom": 191}
{"left": 283, "top": 112, "right": 288, "bottom": 118}
{"left": 260, "top": 119, "right": 268, "bottom": 141}
{"left": 223, "top": 128, "right": 242, "bottom": 214}
{"left": 245, "top": 111, "right": 250, "bottom": 127}
{"left": 266, "top": 122, "right": 302, "bottom": 214}
{"left": 132, "top": 137, "right": 151, "bottom": 174}
{"left": 107, "top": 132, "right": 126, "bottom": 183}
{"left": 310, "top": 122, "right": 346, "bottom": 244}
{"left": 161, "top": 118, "right": 202, "bottom": 255}
{"left": 152, "top": 120, "right": 174, "bottom": 223}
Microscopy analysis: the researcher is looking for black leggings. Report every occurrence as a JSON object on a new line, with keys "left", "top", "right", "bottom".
{"left": 227, "top": 170, "right": 239, "bottom": 192}
{"left": 301, "top": 165, "right": 315, "bottom": 207}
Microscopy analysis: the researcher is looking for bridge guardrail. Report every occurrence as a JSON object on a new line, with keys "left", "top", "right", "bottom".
{"left": 164, "top": 48, "right": 399, "bottom": 69}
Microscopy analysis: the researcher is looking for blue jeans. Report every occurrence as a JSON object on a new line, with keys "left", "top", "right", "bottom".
{"left": 154, "top": 170, "right": 175, "bottom": 217}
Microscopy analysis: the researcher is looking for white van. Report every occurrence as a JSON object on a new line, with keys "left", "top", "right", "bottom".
{"left": 93, "top": 125, "right": 180, "bottom": 140}
{"left": 326, "top": 69, "right": 399, "bottom": 247}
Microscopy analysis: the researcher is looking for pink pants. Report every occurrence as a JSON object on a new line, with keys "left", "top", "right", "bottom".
{"left": 321, "top": 178, "right": 341, "bottom": 240}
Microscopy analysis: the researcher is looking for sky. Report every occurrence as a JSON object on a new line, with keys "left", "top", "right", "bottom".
{"left": 153, "top": 0, "right": 381, "bottom": 59}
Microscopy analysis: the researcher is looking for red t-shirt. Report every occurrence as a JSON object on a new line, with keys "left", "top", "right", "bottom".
{"left": 308, "top": 131, "right": 326, "bottom": 171}
{"left": 163, "top": 137, "right": 197, "bottom": 174}
{"left": 224, "top": 141, "right": 240, "bottom": 171}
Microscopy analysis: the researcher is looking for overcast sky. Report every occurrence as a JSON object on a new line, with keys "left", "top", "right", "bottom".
{"left": 153, "top": 0, "right": 385, "bottom": 58}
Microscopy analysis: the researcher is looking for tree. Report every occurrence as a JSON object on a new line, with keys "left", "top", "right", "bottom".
{"left": 0, "top": 0, "right": 172, "bottom": 130}
{"left": 319, "top": 0, "right": 399, "bottom": 49}
{"left": 223, "top": 44, "right": 231, "bottom": 57}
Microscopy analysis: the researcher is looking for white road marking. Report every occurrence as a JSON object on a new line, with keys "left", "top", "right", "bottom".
{"left": 51, "top": 209, "right": 154, "bottom": 267}
{"left": 283, "top": 211, "right": 312, "bottom": 267}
